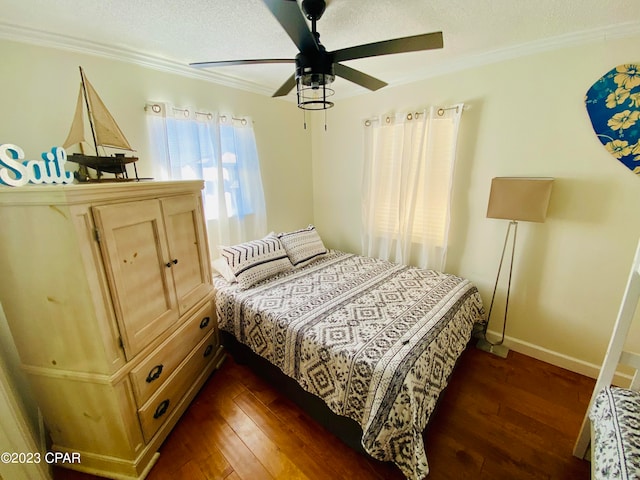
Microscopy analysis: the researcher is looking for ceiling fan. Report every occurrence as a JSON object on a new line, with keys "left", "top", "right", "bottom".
{"left": 190, "top": 0, "right": 443, "bottom": 109}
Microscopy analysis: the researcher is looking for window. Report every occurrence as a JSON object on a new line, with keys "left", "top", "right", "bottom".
{"left": 362, "top": 105, "right": 463, "bottom": 271}
{"left": 146, "top": 103, "right": 266, "bottom": 248}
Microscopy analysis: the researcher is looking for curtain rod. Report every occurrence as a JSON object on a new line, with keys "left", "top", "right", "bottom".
{"left": 437, "top": 105, "right": 461, "bottom": 116}
{"left": 171, "top": 107, "right": 219, "bottom": 120}
{"left": 219, "top": 115, "right": 248, "bottom": 125}
{"left": 171, "top": 107, "right": 214, "bottom": 120}
{"left": 364, "top": 104, "right": 465, "bottom": 126}
{"left": 181, "top": 109, "right": 248, "bottom": 125}
{"left": 146, "top": 103, "right": 248, "bottom": 124}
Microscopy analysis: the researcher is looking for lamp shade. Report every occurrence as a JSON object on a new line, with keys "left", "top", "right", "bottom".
{"left": 486, "top": 177, "right": 553, "bottom": 222}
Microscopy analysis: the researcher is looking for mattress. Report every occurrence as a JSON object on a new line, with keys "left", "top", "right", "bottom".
{"left": 589, "top": 386, "right": 640, "bottom": 480}
{"left": 214, "top": 250, "right": 485, "bottom": 479}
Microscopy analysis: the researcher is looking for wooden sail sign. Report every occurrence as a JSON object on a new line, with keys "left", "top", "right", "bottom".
{"left": 63, "top": 67, "right": 139, "bottom": 180}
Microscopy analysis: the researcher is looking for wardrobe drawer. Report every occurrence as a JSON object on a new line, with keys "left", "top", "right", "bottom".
{"left": 130, "top": 301, "right": 215, "bottom": 406}
{"left": 138, "top": 331, "right": 218, "bottom": 443}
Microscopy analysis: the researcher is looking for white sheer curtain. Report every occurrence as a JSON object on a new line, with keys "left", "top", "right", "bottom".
{"left": 146, "top": 103, "right": 267, "bottom": 253}
{"left": 362, "top": 104, "right": 464, "bottom": 271}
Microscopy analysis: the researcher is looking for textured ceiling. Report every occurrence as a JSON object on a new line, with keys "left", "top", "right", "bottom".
{"left": 1, "top": 0, "right": 640, "bottom": 101}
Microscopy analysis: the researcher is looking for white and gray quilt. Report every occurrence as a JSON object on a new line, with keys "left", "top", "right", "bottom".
{"left": 214, "top": 251, "right": 485, "bottom": 479}
{"left": 590, "top": 386, "right": 640, "bottom": 480}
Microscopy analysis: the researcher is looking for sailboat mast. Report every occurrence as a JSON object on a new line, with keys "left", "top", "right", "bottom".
{"left": 79, "top": 66, "right": 100, "bottom": 156}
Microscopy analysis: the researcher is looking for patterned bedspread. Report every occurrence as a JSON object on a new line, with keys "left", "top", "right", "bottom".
{"left": 214, "top": 251, "right": 485, "bottom": 479}
{"left": 589, "top": 386, "right": 640, "bottom": 480}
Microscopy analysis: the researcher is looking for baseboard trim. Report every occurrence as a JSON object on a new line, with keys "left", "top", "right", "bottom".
{"left": 484, "top": 329, "right": 631, "bottom": 387}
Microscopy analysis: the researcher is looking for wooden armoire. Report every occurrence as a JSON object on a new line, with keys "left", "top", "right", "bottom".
{"left": 0, "top": 180, "right": 225, "bottom": 479}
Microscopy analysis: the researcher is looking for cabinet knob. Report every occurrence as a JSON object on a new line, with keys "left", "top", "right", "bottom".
{"left": 165, "top": 259, "right": 178, "bottom": 268}
{"left": 153, "top": 399, "right": 170, "bottom": 419}
{"left": 203, "top": 344, "right": 213, "bottom": 357}
{"left": 146, "top": 364, "right": 164, "bottom": 383}
{"left": 199, "top": 316, "right": 210, "bottom": 329}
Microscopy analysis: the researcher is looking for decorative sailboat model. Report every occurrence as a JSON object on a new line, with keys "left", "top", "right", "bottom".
{"left": 63, "top": 66, "right": 139, "bottom": 181}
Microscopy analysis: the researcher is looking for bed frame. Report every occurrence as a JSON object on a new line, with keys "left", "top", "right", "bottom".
{"left": 573, "top": 238, "right": 640, "bottom": 461}
{"left": 220, "top": 330, "right": 367, "bottom": 454}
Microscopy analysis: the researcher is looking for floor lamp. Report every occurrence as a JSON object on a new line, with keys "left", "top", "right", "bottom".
{"left": 477, "top": 177, "right": 554, "bottom": 358}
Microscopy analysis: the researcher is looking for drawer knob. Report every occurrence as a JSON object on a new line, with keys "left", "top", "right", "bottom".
{"left": 199, "top": 316, "right": 210, "bottom": 329}
{"left": 204, "top": 344, "right": 213, "bottom": 357}
{"left": 146, "top": 364, "right": 164, "bottom": 383}
{"left": 165, "top": 258, "right": 179, "bottom": 268}
{"left": 153, "top": 399, "right": 170, "bottom": 419}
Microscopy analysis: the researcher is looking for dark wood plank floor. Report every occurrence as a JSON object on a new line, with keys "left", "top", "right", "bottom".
{"left": 54, "top": 347, "right": 594, "bottom": 480}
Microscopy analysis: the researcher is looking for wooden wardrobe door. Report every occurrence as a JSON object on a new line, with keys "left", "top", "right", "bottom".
{"left": 160, "top": 194, "right": 211, "bottom": 315}
{"left": 93, "top": 199, "right": 179, "bottom": 358}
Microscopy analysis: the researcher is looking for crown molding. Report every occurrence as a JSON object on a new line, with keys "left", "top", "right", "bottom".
{"left": 0, "top": 22, "right": 276, "bottom": 97}
{"left": 2, "top": 20, "right": 639, "bottom": 101}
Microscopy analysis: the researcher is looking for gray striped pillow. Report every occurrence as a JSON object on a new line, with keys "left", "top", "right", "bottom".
{"left": 278, "top": 225, "right": 327, "bottom": 267}
{"left": 220, "top": 234, "right": 292, "bottom": 289}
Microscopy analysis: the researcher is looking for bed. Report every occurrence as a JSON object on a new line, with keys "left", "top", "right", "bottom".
{"left": 574, "top": 238, "right": 640, "bottom": 480}
{"left": 212, "top": 227, "right": 485, "bottom": 479}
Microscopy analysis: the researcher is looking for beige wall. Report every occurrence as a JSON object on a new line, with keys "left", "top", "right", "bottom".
{"left": 311, "top": 33, "right": 640, "bottom": 376}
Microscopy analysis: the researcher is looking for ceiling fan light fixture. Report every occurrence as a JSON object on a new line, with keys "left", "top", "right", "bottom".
{"left": 295, "top": 53, "right": 335, "bottom": 110}
{"left": 296, "top": 74, "right": 334, "bottom": 110}
{"left": 300, "top": 70, "right": 335, "bottom": 87}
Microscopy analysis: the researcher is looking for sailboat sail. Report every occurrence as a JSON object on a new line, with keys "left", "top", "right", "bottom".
{"left": 84, "top": 76, "right": 133, "bottom": 151}
{"left": 63, "top": 69, "right": 133, "bottom": 152}
{"left": 63, "top": 88, "right": 86, "bottom": 149}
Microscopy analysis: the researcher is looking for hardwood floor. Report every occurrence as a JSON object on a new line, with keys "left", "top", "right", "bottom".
{"left": 54, "top": 347, "right": 594, "bottom": 480}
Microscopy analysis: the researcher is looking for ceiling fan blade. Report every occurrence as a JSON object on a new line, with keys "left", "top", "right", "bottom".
{"left": 263, "top": 0, "right": 319, "bottom": 53}
{"left": 334, "top": 63, "right": 387, "bottom": 91}
{"left": 190, "top": 59, "right": 294, "bottom": 68}
{"left": 333, "top": 32, "right": 443, "bottom": 63}
{"left": 272, "top": 73, "right": 297, "bottom": 97}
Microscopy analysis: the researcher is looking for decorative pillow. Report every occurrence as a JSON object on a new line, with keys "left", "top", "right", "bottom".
{"left": 211, "top": 257, "right": 236, "bottom": 283}
{"left": 219, "top": 234, "right": 292, "bottom": 289}
{"left": 278, "top": 225, "right": 328, "bottom": 267}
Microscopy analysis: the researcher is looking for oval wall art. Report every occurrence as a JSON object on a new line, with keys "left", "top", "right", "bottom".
{"left": 585, "top": 63, "right": 640, "bottom": 174}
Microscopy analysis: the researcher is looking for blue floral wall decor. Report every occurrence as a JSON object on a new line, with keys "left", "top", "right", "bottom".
{"left": 585, "top": 64, "right": 640, "bottom": 174}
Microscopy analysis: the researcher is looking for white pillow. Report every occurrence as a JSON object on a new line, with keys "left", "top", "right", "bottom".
{"left": 278, "top": 225, "right": 327, "bottom": 267}
{"left": 211, "top": 257, "right": 236, "bottom": 283}
{"left": 219, "top": 234, "right": 292, "bottom": 289}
